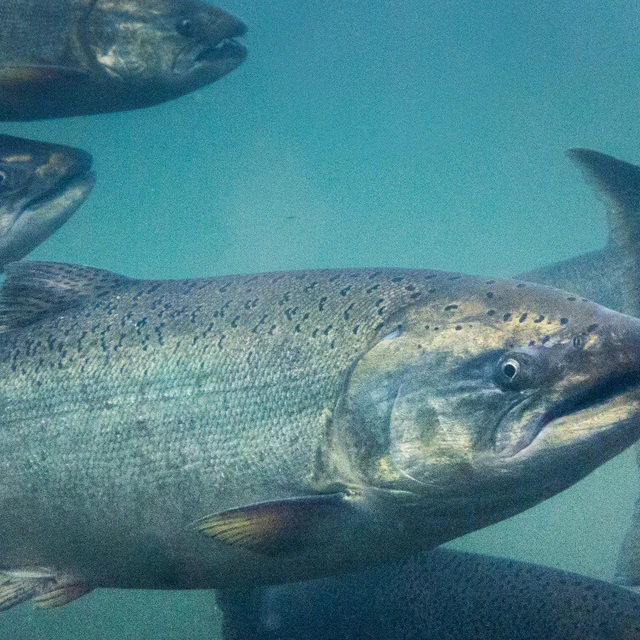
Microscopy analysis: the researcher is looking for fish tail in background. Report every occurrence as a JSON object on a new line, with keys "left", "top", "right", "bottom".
{"left": 616, "top": 440, "right": 640, "bottom": 586}
{"left": 569, "top": 149, "right": 640, "bottom": 588}
{"left": 216, "top": 589, "right": 266, "bottom": 640}
{"left": 568, "top": 148, "right": 640, "bottom": 316}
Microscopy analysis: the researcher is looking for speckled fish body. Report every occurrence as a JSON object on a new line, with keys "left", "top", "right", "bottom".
{"left": 0, "top": 134, "right": 94, "bottom": 268}
{"left": 0, "top": 0, "right": 246, "bottom": 120}
{"left": 215, "top": 148, "right": 640, "bottom": 639}
{"left": 217, "top": 548, "right": 640, "bottom": 640}
{"left": 1, "top": 259, "right": 640, "bottom": 608}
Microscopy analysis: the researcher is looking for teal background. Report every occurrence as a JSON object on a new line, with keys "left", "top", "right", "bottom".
{"left": 2, "top": 0, "right": 640, "bottom": 636}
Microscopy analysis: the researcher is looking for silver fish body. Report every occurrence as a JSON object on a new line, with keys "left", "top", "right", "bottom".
{"left": 0, "top": 0, "right": 246, "bottom": 120}
{"left": 0, "top": 134, "right": 94, "bottom": 268}
{"left": 0, "top": 260, "right": 640, "bottom": 608}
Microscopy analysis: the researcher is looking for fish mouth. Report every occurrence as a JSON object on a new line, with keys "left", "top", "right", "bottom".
{"left": 22, "top": 169, "right": 95, "bottom": 218}
{"left": 175, "top": 17, "right": 247, "bottom": 76}
{"left": 539, "top": 371, "right": 640, "bottom": 432}
{"left": 195, "top": 38, "right": 247, "bottom": 65}
{"left": 499, "top": 371, "right": 640, "bottom": 457}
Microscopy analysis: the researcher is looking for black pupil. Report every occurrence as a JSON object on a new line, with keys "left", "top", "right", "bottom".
{"left": 503, "top": 362, "right": 517, "bottom": 379}
{"left": 177, "top": 19, "right": 195, "bottom": 37}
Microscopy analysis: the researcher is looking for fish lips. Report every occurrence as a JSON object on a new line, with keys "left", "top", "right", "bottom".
{"left": 0, "top": 153, "right": 95, "bottom": 265}
{"left": 495, "top": 372, "right": 640, "bottom": 459}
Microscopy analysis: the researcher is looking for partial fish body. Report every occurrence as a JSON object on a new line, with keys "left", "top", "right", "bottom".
{"left": 217, "top": 548, "right": 640, "bottom": 640}
{"left": 0, "top": 0, "right": 247, "bottom": 120}
{"left": 1, "top": 260, "right": 640, "bottom": 609}
{"left": 521, "top": 148, "right": 640, "bottom": 315}
{"left": 0, "top": 134, "right": 94, "bottom": 268}
{"left": 216, "top": 148, "right": 640, "bottom": 639}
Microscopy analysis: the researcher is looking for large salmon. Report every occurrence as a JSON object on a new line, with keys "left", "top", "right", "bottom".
{"left": 0, "top": 261, "right": 639, "bottom": 608}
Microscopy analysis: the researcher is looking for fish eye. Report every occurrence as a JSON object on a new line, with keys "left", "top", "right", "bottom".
{"left": 572, "top": 335, "right": 584, "bottom": 349}
{"left": 176, "top": 18, "right": 196, "bottom": 38}
{"left": 501, "top": 358, "right": 520, "bottom": 381}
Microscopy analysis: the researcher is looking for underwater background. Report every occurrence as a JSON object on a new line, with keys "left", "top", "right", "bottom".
{"left": 1, "top": 0, "right": 640, "bottom": 637}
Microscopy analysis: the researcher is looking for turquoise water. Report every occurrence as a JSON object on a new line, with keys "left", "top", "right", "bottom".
{"left": 1, "top": 0, "right": 640, "bottom": 637}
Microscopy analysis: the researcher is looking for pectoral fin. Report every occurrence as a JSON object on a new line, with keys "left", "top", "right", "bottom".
{"left": 0, "top": 569, "right": 91, "bottom": 611}
{"left": 193, "top": 493, "right": 347, "bottom": 555}
{"left": 0, "top": 577, "right": 41, "bottom": 611}
{"left": 34, "top": 580, "right": 92, "bottom": 609}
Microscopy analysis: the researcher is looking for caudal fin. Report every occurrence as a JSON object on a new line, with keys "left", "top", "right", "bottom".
{"left": 568, "top": 148, "right": 640, "bottom": 316}
{"left": 615, "top": 442, "right": 640, "bottom": 585}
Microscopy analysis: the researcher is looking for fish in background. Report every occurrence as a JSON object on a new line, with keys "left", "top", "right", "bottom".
{"left": 217, "top": 148, "right": 640, "bottom": 640}
{"left": 0, "top": 258, "right": 639, "bottom": 608}
{"left": 561, "top": 150, "right": 640, "bottom": 587}
{"left": 216, "top": 548, "right": 640, "bottom": 640}
{"left": 0, "top": 0, "right": 247, "bottom": 121}
{"left": 0, "top": 134, "right": 94, "bottom": 268}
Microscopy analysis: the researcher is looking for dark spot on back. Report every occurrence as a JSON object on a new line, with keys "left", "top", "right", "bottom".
{"left": 587, "top": 323, "right": 598, "bottom": 333}
{"left": 519, "top": 313, "right": 528, "bottom": 323}
{"left": 560, "top": 317, "right": 568, "bottom": 325}
{"left": 503, "top": 313, "right": 512, "bottom": 322}
{"left": 486, "top": 292, "right": 494, "bottom": 299}
{"left": 455, "top": 325, "right": 462, "bottom": 330}
{"left": 567, "top": 296, "right": 576, "bottom": 301}
{"left": 444, "top": 305, "right": 458, "bottom": 311}
{"left": 487, "top": 310, "right": 496, "bottom": 316}
{"left": 534, "top": 315, "right": 544, "bottom": 323}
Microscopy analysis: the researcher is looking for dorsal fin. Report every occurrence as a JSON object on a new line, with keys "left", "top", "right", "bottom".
{"left": 568, "top": 148, "right": 640, "bottom": 317}
{"left": 0, "top": 261, "right": 136, "bottom": 332}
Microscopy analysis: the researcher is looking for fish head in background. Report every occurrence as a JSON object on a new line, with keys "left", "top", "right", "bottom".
{"left": 0, "top": 134, "right": 94, "bottom": 268}
{"left": 324, "top": 277, "right": 640, "bottom": 547}
{"left": 84, "top": 0, "right": 247, "bottom": 99}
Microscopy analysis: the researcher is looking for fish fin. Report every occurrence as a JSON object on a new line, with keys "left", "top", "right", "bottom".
{"left": 0, "top": 65, "right": 91, "bottom": 87}
{"left": 0, "top": 261, "right": 136, "bottom": 331}
{"left": 0, "top": 578, "right": 41, "bottom": 611}
{"left": 567, "top": 148, "right": 640, "bottom": 316}
{"left": 193, "top": 493, "right": 347, "bottom": 555}
{"left": 0, "top": 570, "right": 90, "bottom": 611}
{"left": 615, "top": 443, "right": 640, "bottom": 585}
{"left": 33, "top": 580, "right": 92, "bottom": 609}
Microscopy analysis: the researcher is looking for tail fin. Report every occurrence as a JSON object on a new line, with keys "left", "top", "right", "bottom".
{"left": 569, "top": 149, "right": 640, "bottom": 585}
{"left": 567, "top": 148, "right": 640, "bottom": 316}
{"left": 615, "top": 441, "right": 640, "bottom": 585}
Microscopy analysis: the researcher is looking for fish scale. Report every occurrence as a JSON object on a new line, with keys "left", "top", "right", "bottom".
{"left": 0, "top": 266, "right": 439, "bottom": 586}
{"left": 0, "top": 260, "right": 640, "bottom": 604}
